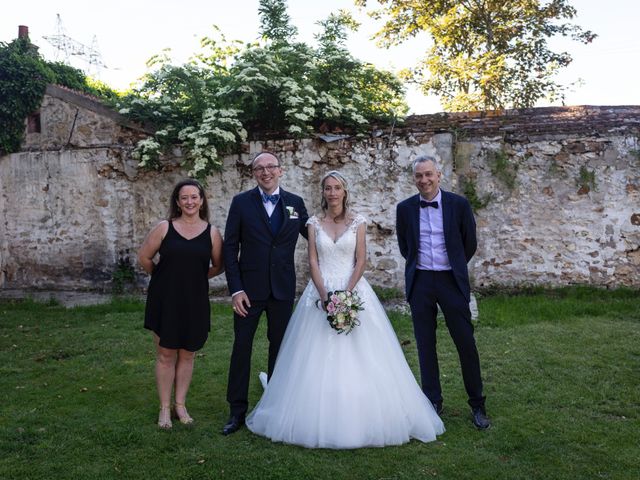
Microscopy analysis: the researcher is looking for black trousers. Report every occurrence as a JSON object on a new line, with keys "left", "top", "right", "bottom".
{"left": 409, "top": 270, "right": 485, "bottom": 409}
{"left": 226, "top": 296, "right": 294, "bottom": 417}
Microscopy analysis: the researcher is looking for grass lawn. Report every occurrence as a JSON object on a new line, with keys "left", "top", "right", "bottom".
{"left": 0, "top": 287, "right": 638, "bottom": 480}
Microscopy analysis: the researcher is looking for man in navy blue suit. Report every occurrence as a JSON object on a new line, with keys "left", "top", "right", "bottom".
{"left": 222, "top": 151, "right": 308, "bottom": 435}
{"left": 396, "top": 155, "right": 490, "bottom": 429}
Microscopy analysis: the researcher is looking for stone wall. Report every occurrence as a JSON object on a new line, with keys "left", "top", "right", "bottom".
{"left": 459, "top": 135, "right": 640, "bottom": 288}
{"left": 1, "top": 89, "right": 638, "bottom": 293}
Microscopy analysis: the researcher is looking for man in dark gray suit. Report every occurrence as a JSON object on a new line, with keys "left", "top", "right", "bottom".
{"left": 396, "top": 155, "right": 490, "bottom": 429}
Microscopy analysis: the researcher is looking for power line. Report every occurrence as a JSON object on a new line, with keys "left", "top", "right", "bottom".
{"left": 42, "top": 13, "right": 107, "bottom": 76}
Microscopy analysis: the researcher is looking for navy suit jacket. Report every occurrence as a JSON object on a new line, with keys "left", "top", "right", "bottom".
{"left": 396, "top": 190, "right": 477, "bottom": 302}
{"left": 224, "top": 187, "right": 309, "bottom": 302}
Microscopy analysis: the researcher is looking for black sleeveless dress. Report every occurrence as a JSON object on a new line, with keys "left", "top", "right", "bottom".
{"left": 144, "top": 221, "right": 212, "bottom": 351}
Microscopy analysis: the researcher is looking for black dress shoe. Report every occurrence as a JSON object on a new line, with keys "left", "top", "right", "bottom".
{"left": 432, "top": 401, "right": 443, "bottom": 415}
{"left": 222, "top": 415, "right": 245, "bottom": 435}
{"left": 471, "top": 408, "right": 490, "bottom": 430}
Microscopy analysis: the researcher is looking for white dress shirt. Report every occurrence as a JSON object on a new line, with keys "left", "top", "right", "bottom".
{"left": 418, "top": 189, "right": 452, "bottom": 271}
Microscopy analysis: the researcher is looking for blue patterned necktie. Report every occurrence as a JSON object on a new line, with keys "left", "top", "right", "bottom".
{"left": 262, "top": 192, "right": 280, "bottom": 204}
{"left": 420, "top": 200, "right": 438, "bottom": 209}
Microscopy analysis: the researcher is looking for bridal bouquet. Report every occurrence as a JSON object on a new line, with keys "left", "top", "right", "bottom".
{"left": 322, "top": 290, "right": 364, "bottom": 335}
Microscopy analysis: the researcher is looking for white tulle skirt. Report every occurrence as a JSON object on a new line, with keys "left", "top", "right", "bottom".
{"left": 246, "top": 277, "right": 445, "bottom": 449}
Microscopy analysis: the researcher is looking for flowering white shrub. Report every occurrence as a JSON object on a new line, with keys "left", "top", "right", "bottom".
{"left": 178, "top": 108, "right": 247, "bottom": 177}
{"left": 131, "top": 138, "right": 162, "bottom": 168}
{"left": 117, "top": 0, "right": 407, "bottom": 179}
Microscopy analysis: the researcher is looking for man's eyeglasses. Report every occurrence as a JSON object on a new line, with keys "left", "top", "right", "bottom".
{"left": 253, "top": 164, "right": 280, "bottom": 174}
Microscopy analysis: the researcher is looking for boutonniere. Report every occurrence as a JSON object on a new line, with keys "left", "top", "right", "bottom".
{"left": 286, "top": 206, "right": 299, "bottom": 219}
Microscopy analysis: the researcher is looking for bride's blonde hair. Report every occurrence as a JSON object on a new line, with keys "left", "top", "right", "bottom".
{"left": 320, "top": 170, "right": 350, "bottom": 223}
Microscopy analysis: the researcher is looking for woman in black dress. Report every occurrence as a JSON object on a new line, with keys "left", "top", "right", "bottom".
{"left": 138, "top": 179, "right": 223, "bottom": 429}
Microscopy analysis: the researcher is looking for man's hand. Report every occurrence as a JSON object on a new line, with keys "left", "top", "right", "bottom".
{"left": 232, "top": 291, "right": 251, "bottom": 317}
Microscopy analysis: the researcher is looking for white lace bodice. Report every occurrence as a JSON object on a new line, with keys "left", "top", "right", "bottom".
{"left": 306, "top": 214, "right": 367, "bottom": 291}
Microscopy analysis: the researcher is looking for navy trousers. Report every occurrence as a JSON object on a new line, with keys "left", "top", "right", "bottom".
{"left": 226, "top": 297, "right": 294, "bottom": 417}
{"left": 409, "top": 269, "right": 485, "bottom": 409}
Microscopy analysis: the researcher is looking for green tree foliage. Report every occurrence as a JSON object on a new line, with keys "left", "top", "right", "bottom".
{"left": 117, "top": 0, "right": 407, "bottom": 178}
{"left": 356, "top": 0, "right": 596, "bottom": 111}
{"left": 259, "top": 0, "right": 299, "bottom": 43}
{"left": 312, "top": 11, "right": 406, "bottom": 128}
{"left": 0, "top": 37, "right": 120, "bottom": 155}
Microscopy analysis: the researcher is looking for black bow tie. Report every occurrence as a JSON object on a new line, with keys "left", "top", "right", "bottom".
{"left": 420, "top": 200, "right": 438, "bottom": 209}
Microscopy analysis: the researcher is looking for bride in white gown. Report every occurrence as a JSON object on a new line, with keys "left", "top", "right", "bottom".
{"left": 246, "top": 171, "right": 444, "bottom": 449}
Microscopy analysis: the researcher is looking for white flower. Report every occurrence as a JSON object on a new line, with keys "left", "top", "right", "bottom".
{"left": 194, "top": 136, "right": 209, "bottom": 146}
{"left": 178, "top": 127, "right": 195, "bottom": 140}
{"left": 209, "top": 128, "right": 237, "bottom": 143}
{"left": 292, "top": 113, "right": 310, "bottom": 121}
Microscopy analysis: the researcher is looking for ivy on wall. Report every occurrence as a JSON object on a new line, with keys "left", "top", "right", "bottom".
{"left": 461, "top": 175, "right": 493, "bottom": 212}
{"left": 0, "top": 37, "right": 118, "bottom": 156}
{"left": 0, "top": 38, "right": 50, "bottom": 155}
{"left": 489, "top": 148, "right": 519, "bottom": 191}
{"left": 576, "top": 165, "right": 597, "bottom": 193}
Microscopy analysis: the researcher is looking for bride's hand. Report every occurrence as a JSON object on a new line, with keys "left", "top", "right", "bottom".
{"left": 316, "top": 291, "right": 329, "bottom": 311}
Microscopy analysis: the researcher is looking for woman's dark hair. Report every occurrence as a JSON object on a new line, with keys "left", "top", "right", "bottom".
{"left": 168, "top": 179, "right": 209, "bottom": 221}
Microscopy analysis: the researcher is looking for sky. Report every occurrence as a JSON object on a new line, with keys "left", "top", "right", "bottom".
{"left": 2, "top": 0, "right": 639, "bottom": 114}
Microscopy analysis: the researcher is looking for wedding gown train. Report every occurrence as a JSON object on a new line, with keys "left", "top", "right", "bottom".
{"left": 246, "top": 214, "right": 444, "bottom": 448}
